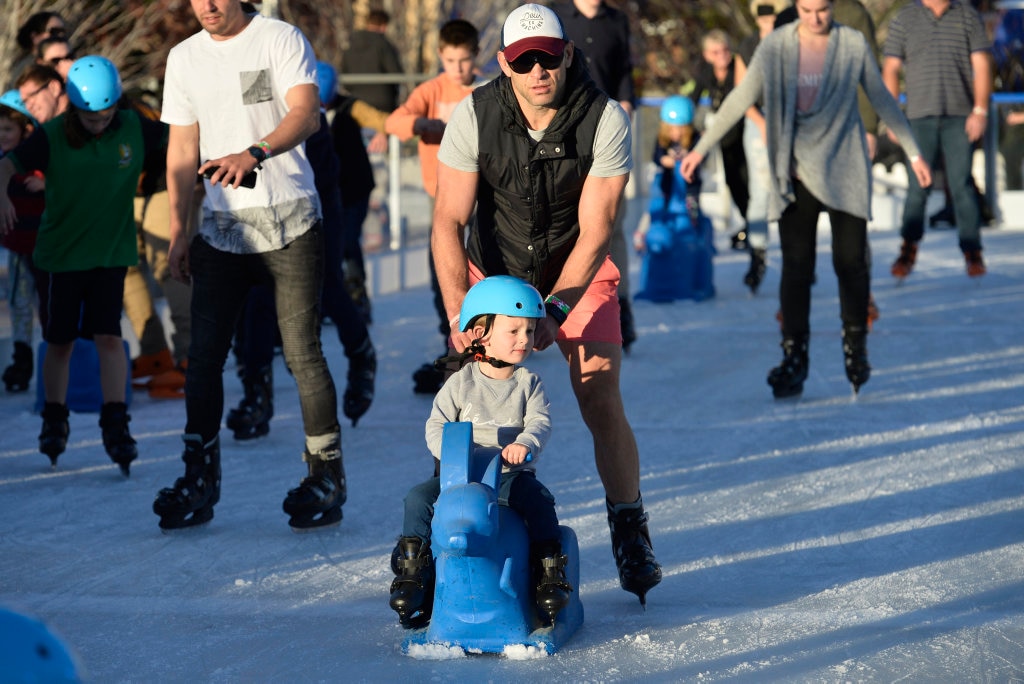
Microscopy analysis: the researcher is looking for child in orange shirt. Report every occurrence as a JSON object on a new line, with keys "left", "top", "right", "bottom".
{"left": 385, "top": 19, "right": 483, "bottom": 395}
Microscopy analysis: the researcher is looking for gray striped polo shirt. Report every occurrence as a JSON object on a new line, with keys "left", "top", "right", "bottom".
{"left": 884, "top": 0, "right": 991, "bottom": 119}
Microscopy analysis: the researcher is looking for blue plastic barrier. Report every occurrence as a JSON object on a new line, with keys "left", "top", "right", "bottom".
{"left": 403, "top": 422, "right": 583, "bottom": 655}
{"left": 34, "top": 339, "right": 132, "bottom": 413}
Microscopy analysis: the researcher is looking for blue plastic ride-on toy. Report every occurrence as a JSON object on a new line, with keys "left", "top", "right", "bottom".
{"left": 403, "top": 422, "right": 584, "bottom": 655}
{"left": 634, "top": 161, "right": 715, "bottom": 303}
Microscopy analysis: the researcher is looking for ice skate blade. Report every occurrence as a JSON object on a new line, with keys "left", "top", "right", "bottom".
{"left": 157, "top": 507, "right": 214, "bottom": 532}
{"left": 231, "top": 423, "right": 270, "bottom": 441}
{"left": 287, "top": 507, "right": 343, "bottom": 532}
{"left": 771, "top": 386, "right": 804, "bottom": 400}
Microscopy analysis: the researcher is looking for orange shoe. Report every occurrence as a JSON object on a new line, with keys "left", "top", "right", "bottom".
{"left": 867, "top": 295, "right": 880, "bottom": 331}
{"left": 147, "top": 362, "right": 186, "bottom": 399}
{"left": 964, "top": 250, "right": 986, "bottom": 277}
{"left": 891, "top": 240, "right": 918, "bottom": 279}
{"left": 132, "top": 349, "right": 175, "bottom": 380}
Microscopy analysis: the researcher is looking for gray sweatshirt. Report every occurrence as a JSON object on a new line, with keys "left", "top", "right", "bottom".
{"left": 694, "top": 22, "right": 922, "bottom": 222}
{"left": 425, "top": 363, "right": 551, "bottom": 474}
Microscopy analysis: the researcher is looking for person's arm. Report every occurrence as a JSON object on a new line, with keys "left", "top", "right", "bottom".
{"left": 734, "top": 54, "right": 767, "bottom": 139}
{"left": 966, "top": 50, "right": 994, "bottom": 143}
{"left": 0, "top": 158, "right": 18, "bottom": 235}
{"left": 864, "top": 53, "right": 931, "bottom": 189}
{"left": 165, "top": 122, "right": 201, "bottom": 283}
{"left": 431, "top": 160, "right": 477, "bottom": 351}
{"left": 680, "top": 57, "right": 762, "bottom": 182}
{"left": 385, "top": 81, "right": 444, "bottom": 143}
{"left": 349, "top": 99, "right": 388, "bottom": 133}
{"left": 538, "top": 171, "right": 626, "bottom": 350}
{"left": 200, "top": 83, "right": 321, "bottom": 188}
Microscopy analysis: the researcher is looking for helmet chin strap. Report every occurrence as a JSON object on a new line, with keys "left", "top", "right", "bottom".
{"left": 436, "top": 340, "right": 514, "bottom": 370}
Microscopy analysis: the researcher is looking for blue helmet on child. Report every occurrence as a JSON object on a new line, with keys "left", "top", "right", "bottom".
{"left": 0, "top": 608, "right": 82, "bottom": 682}
{"left": 66, "top": 56, "right": 122, "bottom": 111}
{"left": 459, "top": 276, "right": 545, "bottom": 331}
{"left": 316, "top": 60, "right": 337, "bottom": 107}
{"left": 0, "top": 90, "right": 36, "bottom": 123}
{"left": 660, "top": 95, "right": 694, "bottom": 125}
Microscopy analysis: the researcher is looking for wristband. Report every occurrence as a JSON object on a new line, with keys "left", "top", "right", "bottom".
{"left": 448, "top": 314, "right": 461, "bottom": 331}
{"left": 246, "top": 145, "right": 267, "bottom": 167}
{"left": 255, "top": 140, "right": 272, "bottom": 158}
{"left": 972, "top": 106, "right": 988, "bottom": 117}
{"left": 908, "top": 154, "right": 920, "bottom": 164}
{"left": 544, "top": 295, "right": 571, "bottom": 326}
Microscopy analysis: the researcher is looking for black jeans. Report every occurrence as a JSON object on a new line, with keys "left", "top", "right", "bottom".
{"left": 778, "top": 180, "right": 869, "bottom": 339}
{"left": 185, "top": 227, "right": 339, "bottom": 442}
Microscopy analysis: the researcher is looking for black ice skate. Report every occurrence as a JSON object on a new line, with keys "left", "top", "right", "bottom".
{"left": 153, "top": 435, "right": 221, "bottom": 531}
{"left": 767, "top": 336, "right": 809, "bottom": 399}
{"left": 3, "top": 341, "right": 33, "bottom": 392}
{"left": 225, "top": 365, "right": 273, "bottom": 440}
{"left": 282, "top": 444, "right": 346, "bottom": 531}
{"left": 38, "top": 402, "right": 70, "bottom": 468}
{"left": 99, "top": 402, "right": 138, "bottom": 477}
{"left": 412, "top": 361, "right": 446, "bottom": 395}
{"left": 744, "top": 248, "right": 767, "bottom": 294}
{"left": 389, "top": 536, "right": 435, "bottom": 629}
{"left": 533, "top": 542, "right": 573, "bottom": 624}
{"left": 607, "top": 498, "right": 662, "bottom": 607}
{"left": 343, "top": 340, "right": 376, "bottom": 427}
{"left": 842, "top": 326, "right": 871, "bottom": 395}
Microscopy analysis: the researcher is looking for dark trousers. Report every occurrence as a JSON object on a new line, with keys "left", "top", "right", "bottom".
{"left": 778, "top": 180, "right": 870, "bottom": 339}
{"left": 721, "top": 136, "right": 750, "bottom": 220}
{"left": 403, "top": 470, "right": 560, "bottom": 546}
{"left": 902, "top": 116, "right": 981, "bottom": 252}
{"left": 185, "top": 228, "right": 338, "bottom": 442}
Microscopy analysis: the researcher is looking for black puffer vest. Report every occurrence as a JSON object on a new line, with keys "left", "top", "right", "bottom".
{"left": 468, "top": 60, "right": 608, "bottom": 294}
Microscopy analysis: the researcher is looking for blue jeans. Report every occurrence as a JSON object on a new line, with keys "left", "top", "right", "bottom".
{"left": 185, "top": 228, "right": 339, "bottom": 442}
{"left": 403, "top": 470, "right": 560, "bottom": 545}
{"left": 902, "top": 116, "right": 981, "bottom": 252}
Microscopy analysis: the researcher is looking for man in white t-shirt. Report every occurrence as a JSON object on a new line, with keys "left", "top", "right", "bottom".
{"left": 432, "top": 3, "right": 662, "bottom": 605}
{"left": 152, "top": 0, "right": 345, "bottom": 532}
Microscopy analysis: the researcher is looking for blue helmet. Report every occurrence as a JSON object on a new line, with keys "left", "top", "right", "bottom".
{"left": 660, "top": 95, "right": 694, "bottom": 125}
{"left": 66, "top": 56, "right": 122, "bottom": 111}
{"left": 459, "top": 276, "right": 545, "bottom": 331}
{"left": 0, "top": 608, "right": 82, "bottom": 683}
{"left": 0, "top": 89, "right": 36, "bottom": 124}
{"left": 316, "top": 61, "right": 337, "bottom": 107}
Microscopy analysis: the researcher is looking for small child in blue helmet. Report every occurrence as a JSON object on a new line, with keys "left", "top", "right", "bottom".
{"left": 634, "top": 95, "right": 702, "bottom": 252}
{"left": 389, "top": 275, "right": 572, "bottom": 629}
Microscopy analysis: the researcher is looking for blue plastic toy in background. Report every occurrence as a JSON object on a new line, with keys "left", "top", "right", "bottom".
{"left": 635, "top": 161, "right": 715, "bottom": 303}
{"left": 403, "top": 422, "right": 583, "bottom": 655}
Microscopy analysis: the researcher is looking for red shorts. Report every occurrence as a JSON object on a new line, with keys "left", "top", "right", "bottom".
{"left": 468, "top": 255, "right": 622, "bottom": 344}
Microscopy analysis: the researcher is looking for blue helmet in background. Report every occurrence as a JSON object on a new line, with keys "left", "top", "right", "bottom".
{"left": 316, "top": 60, "right": 337, "bottom": 107}
{"left": 0, "top": 89, "right": 37, "bottom": 124}
{"left": 459, "top": 276, "right": 545, "bottom": 331}
{"left": 66, "top": 56, "right": 122, "bottom": 111}
{"left": 660, "top": 95, "right": 694, "bottom": 125}
{"left": 0, "top": 608, "right": 82, "bottom": 683}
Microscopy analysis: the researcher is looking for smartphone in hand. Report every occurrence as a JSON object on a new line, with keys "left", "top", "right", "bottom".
{"left": 199, "top": 166, "right": 257, "bottom": 189}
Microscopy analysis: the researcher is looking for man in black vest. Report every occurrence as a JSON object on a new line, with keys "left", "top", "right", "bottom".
{"left": 431, "top": 3, "right": 661, "bottom": 605}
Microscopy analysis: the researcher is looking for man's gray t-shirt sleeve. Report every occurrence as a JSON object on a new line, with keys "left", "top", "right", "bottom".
{"left": 437, "top": 92, "right": 632, "bottom": 177}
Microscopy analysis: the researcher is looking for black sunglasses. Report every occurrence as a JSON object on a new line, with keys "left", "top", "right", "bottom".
{"left": 48, "top": 53, "right": 74, "bottom": 66}
{"left": 507, "top": 50, "right": 564, "bottom": 74}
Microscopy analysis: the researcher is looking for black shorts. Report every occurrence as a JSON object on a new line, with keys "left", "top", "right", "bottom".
{"left": 41, "top": 267, "right": 127, "bottom": 344}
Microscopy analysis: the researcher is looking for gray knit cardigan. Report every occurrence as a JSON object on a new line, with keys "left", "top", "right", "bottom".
{"left": 694, "top": 22, "right": 922, "bottom": 222}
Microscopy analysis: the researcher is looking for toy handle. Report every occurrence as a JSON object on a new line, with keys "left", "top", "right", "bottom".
{"left": 501, "top": 451, "right": 533, "bottom": 467}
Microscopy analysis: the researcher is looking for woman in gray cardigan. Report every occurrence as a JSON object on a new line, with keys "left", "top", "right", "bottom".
{"left": 681, "top": 0, "right": 931, "bottom": 399}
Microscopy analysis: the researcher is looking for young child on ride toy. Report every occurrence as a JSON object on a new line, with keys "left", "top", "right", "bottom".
{"left": 389, "top": 275, "right": 572, "bottom": 629}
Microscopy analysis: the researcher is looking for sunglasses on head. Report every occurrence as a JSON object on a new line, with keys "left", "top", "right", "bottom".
{"left": 507, "top": 50, "right": 564, "bottom": 74}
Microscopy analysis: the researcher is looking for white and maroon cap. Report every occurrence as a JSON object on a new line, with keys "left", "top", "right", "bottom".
{"left": 501, "top": 3, "right": 567, "bottom": 62}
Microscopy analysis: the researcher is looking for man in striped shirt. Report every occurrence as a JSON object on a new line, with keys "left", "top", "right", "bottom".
{"left": 883, "top": 0, "right": 993, "bottom": 279}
